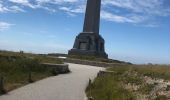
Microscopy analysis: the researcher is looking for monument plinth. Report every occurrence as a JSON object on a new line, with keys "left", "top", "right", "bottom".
{"left": 68, "top": 0, "right": 108, "bottom": 58}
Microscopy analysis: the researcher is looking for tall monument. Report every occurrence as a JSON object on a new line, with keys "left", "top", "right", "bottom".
{"left": 68, "top": 0, "right": 108, "bottom": 58}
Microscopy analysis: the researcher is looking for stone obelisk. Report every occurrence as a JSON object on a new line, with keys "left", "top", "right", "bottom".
{"left": 83, "top": 0, "right": 101, "bottom": 34}
{"left": 68, "top": 0, "right": 108, "bottom": 58}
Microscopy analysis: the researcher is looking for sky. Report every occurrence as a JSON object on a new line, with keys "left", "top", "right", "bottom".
{"left": 0, "top": 0, "right": 170, "bottom": 64}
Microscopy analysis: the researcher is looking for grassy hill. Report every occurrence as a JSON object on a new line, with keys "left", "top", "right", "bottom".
{"left": 0, "top": 51, "right": 63, "bottom": 94}
{"left": 86, "top": 64, "right": 170, "bottom": 100}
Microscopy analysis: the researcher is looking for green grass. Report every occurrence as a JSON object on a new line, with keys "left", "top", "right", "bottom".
{"left": 86, "top": 73, "right": 135, "bottom": 100}
{"left": 108, "top": 65, "right": 170, "bottom": 80}
{"left": 0, "top": 51, "right": 63, "bottom": 93}
{"left": 132, "top": 65, "right": 170, "bottom": 80}
{"left": 68, "top": 55, "right": 131, "bottom": 64}
{"left": 34, "top": 56, "right": 63, "bottom": 64}
{"left": 86, "top": 64, "right": 170, "bottom": 100}
{"left": 0, "top": 51, "right": 63, "bottom": 64}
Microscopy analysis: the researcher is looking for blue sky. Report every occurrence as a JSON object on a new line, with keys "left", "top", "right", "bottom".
{"left": 0, "top": 0, "right": 170, "bottom": 64}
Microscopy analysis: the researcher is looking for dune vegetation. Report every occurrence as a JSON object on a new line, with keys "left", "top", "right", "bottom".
{"left": 86, "top": 64, "right": 170, "bottom": 100}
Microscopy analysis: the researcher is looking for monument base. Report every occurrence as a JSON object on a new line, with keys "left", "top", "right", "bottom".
{"left": 68, "top": 32, "right": 108, "bottom": 59}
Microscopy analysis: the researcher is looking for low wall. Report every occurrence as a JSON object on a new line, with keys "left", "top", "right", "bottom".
{"left": 41, "top": 63, "right": 70, "bottom": 74}
{"left": 64, "top": 58, "right": 126, "bottom": 67}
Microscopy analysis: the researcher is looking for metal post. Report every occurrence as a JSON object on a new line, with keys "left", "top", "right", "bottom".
{"left": 0, "top": 76, "right": 6, "bottom": 94}
{"left": 88, "top": 78, "right": 94, "bottom": 100}
{"left": 28, "top": 67, "right": 33, "bottom": 83}
{"left": 89, "top": 78, "right": 91, "bottom": 86}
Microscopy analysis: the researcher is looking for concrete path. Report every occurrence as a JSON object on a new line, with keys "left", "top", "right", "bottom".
{"left": 0, "top": 63, "right": 104, "bottom": 100}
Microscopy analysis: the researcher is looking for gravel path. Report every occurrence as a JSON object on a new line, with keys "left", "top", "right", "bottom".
{"left": 0, "top": 63, "right": 104, "bottom": 100}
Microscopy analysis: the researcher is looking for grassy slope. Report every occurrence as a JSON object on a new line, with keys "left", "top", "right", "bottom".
{"left": 0, "top": 51, "right": 63, "bottom": 92}
{"left": 86, "top": 65, "right": 170, "bottom": 100}
{"left": 86, "top": 74, "right": 135, "bottom": 100}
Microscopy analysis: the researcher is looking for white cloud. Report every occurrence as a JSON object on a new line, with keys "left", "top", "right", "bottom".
{"left": 0, "top": 21, "right": 13, "bottom": 31}
{"left": 36, "top": 0, "right": 79, "bottom": 4}
{"left": 0, "top": 3, "right": 10, "bottom": 13}
{"left": 36, "top": 0, "right": 85, "bottom": 13}
{"left": 101, "top": 11, "right": 131, "bottom": 23}
{"left": 102, "top": 0, "right": 169, "bottom": 16}
{"left": 100, "top": 0, "right": 170, "bottom": 26}
{"left": 9, "top": 0, "right": 36, "bottom": 8}
{"left": 0, "top": 1, "right": 25, "bottom": 13}
{"left": 59, "top": 5, "right": 85, "bottom": 13}
{"left": 9, "top": 0, "right": 29, "bottom": 4}
{"left": 0, "top": 5, "right": 25, "bottom": 13}
{"left": 0, "top": 0, "right": 170, "bottom": 26}
{"left": 9, "top": 6, "right": 25, "bottom": 12}
{"left": 101, "top": 11, "right": 146, "bottom": 23}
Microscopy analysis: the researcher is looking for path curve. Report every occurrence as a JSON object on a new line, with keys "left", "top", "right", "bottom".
{"left": 0, "top": 63, "right": 104, "bottom": 100}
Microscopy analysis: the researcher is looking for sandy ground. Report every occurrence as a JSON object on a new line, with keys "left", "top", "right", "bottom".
{"left": 0, "top": 63, "right": 104, "bottom": 100}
